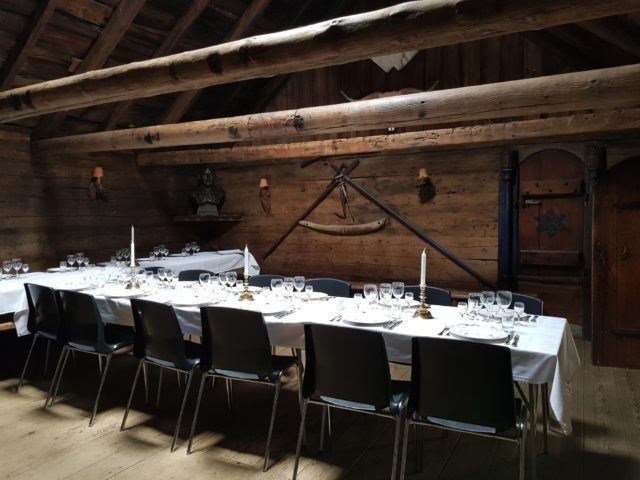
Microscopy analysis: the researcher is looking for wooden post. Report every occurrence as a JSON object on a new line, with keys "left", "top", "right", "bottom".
{"left": 2, "top": 0, "right": 640, "bottom": 121}
{"left": 498, "top": 150, "right": 518, "bottom": 290}
{"left": 34, "top": 65, "right": 640, "bottom": 154}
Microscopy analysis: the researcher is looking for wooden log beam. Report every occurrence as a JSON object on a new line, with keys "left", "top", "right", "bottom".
{"left": 136, "top": 108, "right": 640, "bottom": 167}
{"left": 102, "top": 0, "right": 211, "bottom": 131}
{"left": 3, "top": 0, "right": 640, "bottom": 122}
{"left": 160, "top": 0, "right": 273, "bottom": 125}
{"left": 579, "top": 18, "right": 640, "bottom": 59}
{"left": 33, "top": 0, "right": 146, "bottom": 138}
{"left": 0, "top": 0, "right": 58, "bottom": 90}
{"left": 34, "top": 64, "right": 640, "bottom": 154}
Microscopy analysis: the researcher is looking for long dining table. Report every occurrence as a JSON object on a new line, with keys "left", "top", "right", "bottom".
{"left": 11, "top": 281, "right": 581, "bottom": 439}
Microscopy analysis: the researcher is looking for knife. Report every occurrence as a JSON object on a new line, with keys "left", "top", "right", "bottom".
{"left": 504, "top": 333, "right": 513, "bottom": 344}
{"left": 512, "top": 334, "right": 520, "bottom": 347}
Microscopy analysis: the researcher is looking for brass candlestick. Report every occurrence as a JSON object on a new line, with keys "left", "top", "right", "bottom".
{"left": 125, "top": 266, "right": 140, "bottom": 290}
{"left": 413, "top": 283, "right": 433, "bottom": 319}
{"left": 238, "top": 273, "right": 254, "bottom": 301}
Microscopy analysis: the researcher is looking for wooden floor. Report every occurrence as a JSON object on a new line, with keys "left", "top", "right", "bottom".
{"left": 0, "top": 333, "right": 638, "bottom": 480}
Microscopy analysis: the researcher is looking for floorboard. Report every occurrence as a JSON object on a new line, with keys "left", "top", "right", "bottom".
{"left": 0, "top": 333, "right": 638, "bottom": 479}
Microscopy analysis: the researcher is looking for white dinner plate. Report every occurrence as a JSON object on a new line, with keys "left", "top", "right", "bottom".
{"left": 448, "top": 324, "right": 509, "bottom": 343}
{"left": 343, "top": 314, "right": 390, "bottom": 326}
{"left": 306, "top": 292, "right": 329, "bottom": 300}
{"left": 136, "top": 257, "right": 153, "bottom": 262}
{"left": 47, "top": 267, "right": 71, "bottom": 272}
{"left": 171, "top": 297, "right": 209, "bottom": 307}
{"left": 56, "top": 283, "right": 91, "bottom": 292}
{"left": 168, "top": 253, "right": 186, "bottom": 257}
{"left": 101, "top": 288, "right": 147, "bottom": 299}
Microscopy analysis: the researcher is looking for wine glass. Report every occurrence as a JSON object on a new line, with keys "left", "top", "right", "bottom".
{"left": 458, "top": 301, "right": 468, "bottom": 320}
{"left": 379, "top": 283, "right": 392, "bottom": 307}
{"left": 514, "top": 301, "right": 525, "bottom": 323}
{"left": 497, "top": 290, "right": 513, "bottom": 312}
{"left": 157, "top": 267, "right": 166, "bottom": 287}
{"left": 468, "top": 293, "right": 481, "bottom": 321}
{"left": 363, "top": 283, "right": 378, "bottom": 309}
{"left": 304, "top": 285, "right": 313, "bottom": 301}
{"left": 294, "top": 276, "right": 305, "bottom": 298}
{"left": 153, "top": 246, "right": 160, "bottom": 259}
{"left": 22, "top": 263, "right": 29, "bottom": 275}
{"left": 2, "top": 260, "right": 11, "bottom": 279}
{"left": 12, "top": 258, "right": 22, "bottom": 278}
{"left": 162, "top": 246, "right": 169, "bottom": 258}
{"left": 165, "top": 267, "right": 174, "bottom": 287}
{"left": 404, "top": 291, "right": 414, "bottom": 307}
{"left": 194, "top": 244, "right": 201, "bottom": 254}
{"left": 199, "top": 273, "right": 210, "bottom": 286}
{"left": 76, "top": 253, "right": 85, "bottom": 268}
{"left": 283, "top": 277, "right": 294, "bottom": 299}
{"left": 502, "top": 310, "right": 515, "bottom": 336}
{"left": 83, "top": 257, "right": 90, "bottom": 268}
{"left": 227, "top": 271, "right": 237, "bottom": 289}
{"left": 481, "top": 290, "right": 494, "bottom": 310}
{"left": 391, "top": 282, "right": 404, "bottom": 316}
{"left": 67, "top": 254, "right": 76, "bottom": 269}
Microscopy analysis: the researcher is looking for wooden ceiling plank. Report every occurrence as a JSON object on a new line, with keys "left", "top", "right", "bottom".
{"left": 0, "top": 0, "right": 58, "bottom": 91}
{"left": 579, "top": 17, "right": 640, "bottom": 59}
{"left": 3, "top": 0, "right": 640, "bottom": 123}
{"left": 160, "top": 0, "right": 273, "bottom": 125}
{"left": 33, "top": 64, "right": 640, "bottom": 154}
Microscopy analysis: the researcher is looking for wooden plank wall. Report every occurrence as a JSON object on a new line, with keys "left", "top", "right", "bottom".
{"left": 0, "top": 125, "right": 188, "bottom": 272}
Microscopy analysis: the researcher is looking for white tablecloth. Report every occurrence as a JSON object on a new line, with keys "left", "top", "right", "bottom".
{"left": 137, "top": 250, "right": 259, "bottom": 275}
{"left": 14, "top": 287, "right": 579, "bottom": 435}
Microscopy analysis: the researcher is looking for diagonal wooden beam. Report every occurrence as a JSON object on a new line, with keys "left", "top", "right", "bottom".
{"left": 32, "top": 0, "right": 146, "bottom": 138}
{"left": 0, "top": 0, "right": 58, "bottom": 91}
{"left": 160, "top": 0, "right": 272, "bottom": 125}
{"left": 579, "top": 17, "right": 640, "bottom": 59}
{"left": 103, "top": 0, "right": 211, "bottom": 131}
{"left": 33, "top": 64, "right": 640, "bottom": 154}
{"left": 5, "top": 0, "right": 640, "bottom": 123}
{"left": 136, "top": 109, "right": 640, "bottom": 167}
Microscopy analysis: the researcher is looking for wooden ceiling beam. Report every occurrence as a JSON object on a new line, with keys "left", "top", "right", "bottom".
{"left": 33, "top": 64, "right": 640, "bottom": 155}
{"left": 160, "top": 0, "right": 272, "bottom": 125}
{"left": 102, "top": 0, "right": 211, "bottom": 131}
{"left": 33, "top": 0, "right": 146, "bottom": 138}
{"left": 136, "top": 109, "right": 640, "bottom": 167}
{"left": 0, "top": 0, "right": 58, "bottom": 91}
{"left": 4, "top": 0, "right": 640, "bottom": 123}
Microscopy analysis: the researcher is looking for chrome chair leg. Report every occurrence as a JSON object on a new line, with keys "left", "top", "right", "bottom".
{"left": 187, "top": 374, "right": 209, "bottom": 454}
{"left": 142, "top": 362, "right": 149, "bottom": 404}
{"left": 295, "top": 359, "right": 307, "bottom": 446}
{"left": 320, "top": 406, "right": 333, "bottom": 452}
{"left": 18, "top": 333, "right": 39, "bottom": 392}
{"left": 171, "top": 369, "right": 194, "bottom": 452}
{"left": 391, "top": 416, "right": 402, "bottom": 480}
{"left": 399, "top": 420, "right": 411, "bottom": 480}
{"left": 45, "top": 345, "right": 67, "bottom": 407}
{"left": 44, "top": 338, "right": 51, "bottom": 376}
{"left": 50, "top": 346, "right": 71, "bottom": 408}
{"left": 225, "top": 378, "right": 233, "bottom": 413}
{"left": 156, "top": 367, "right": 164, "bottom": 407}
{"left": 541, "top": 383, "right": 549, "bottom": 454}
{"left": 89, "top": 353, "right": 112, "bottom": 426}
{"left": 121, "top": 359, "right": 143, "bottom": 431}
{"left": 292, "top": 399, "right": 309, "bottom": 480}
{"left": 528, "top": 384, "right": 537, "bottom": 478}
{"left": 176, "top": 371, "right": 183, "bottom": 399}
{"left": 263, "top": 378, "right": 282, "bottom": 471}
{"left": 519, "top": 416, "right": 528, "bottom": 480}
{"left": 98, "top": 355, "right": 103, "bottom": 375}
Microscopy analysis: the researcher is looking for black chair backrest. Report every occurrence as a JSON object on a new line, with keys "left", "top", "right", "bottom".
{"left": 405, "top": 285, "right": 451, "bottom": 306}
{"left": 178, "top": 269, "right": 214, "bottom": 281}
{"left": 306, "top": 278, "right": 351, "bottom": 298}
{"left": 248, "top": 274, "right": 283, "bottom": 288}
{"left": 144, "top": 266, "right": 161, "bottom": 274}
{"left": 130, "top": 299, "right": 190, "bottom": 366}
{"left": 303, "top": 324, "right": 392, "bottom": 410}
{"left": 24, "top": 283, "right": 60, "bottom": 338}
{"left": 56, "top": 290, "right": 106, "bottom": 349}
{"left": 200, "top": 307, "right": 273, "bottom": 378}
{"left": 410, "top": 337, "right": 517, "bottom": 432}
{"left": 511, "top": 293, "right": 543, "bottom": 315}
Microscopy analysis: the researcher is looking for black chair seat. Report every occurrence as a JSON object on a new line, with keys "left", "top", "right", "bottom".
{"left": 147, "top": 340, "right": 201, "bottom": 371}
{"left": 38, "top": 330, "right": 58, "bottom": 341}
{"left": 209, "top": 354, "right": 296, "bottom": 382}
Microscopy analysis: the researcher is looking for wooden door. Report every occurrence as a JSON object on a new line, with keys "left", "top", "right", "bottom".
{"left": 593, "top": 157, "right": 640, "bottom": 368}
{"left": 517, "top": 149, "right": 585, "bottom": 324}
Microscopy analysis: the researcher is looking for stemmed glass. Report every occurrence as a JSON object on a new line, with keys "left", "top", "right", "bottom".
{"left": 283, "top": 277, "right": 294, "bottom": 300}
{"left": 404, "top": 291, "right": 414, "bottom": 307}
{"left": 293, "top": 276, "right": 305, "bottom": 298}
{"left": 12, "top": 258, "right": 22, "bottom": 278}
{"left": 379, "top": 283, "right": 392, "bottom": 307}
{"left": 391, "top": 282, "right": 405, "bottom": 317}
{"left": 481, "top": 291, "right": 495, "bottom": 321}
{"left": 162, "top": 246, "right": 169, "bottom": 258}
{"left": 271, "top": 278, "right": 283, "bottom": 299}
{"left": 68, "top": 254, "right": 77, "bottom": 269}
{"left": 363, "top": 283, "right": 378, "bottom": 310}
{"left": 165, "top": 267, "right": 174, "bottom": 288}
{"left": 157, "top": 268, "right": 166, "bottom": 288}
{"left": 76, "top": 253, "right": 85, "bottom": 268}
{"left": 2, "top": 260, "right": 11, "bottom": 279}
{"left": 194, "top": 243, "right": 200, "bottom": 254}
{"left": 153, "top": 247, "right": 160, "bottom": 260}
{"left": 304, "top": 285, "right": 313, "bottom": 301}
{"left": 497, "top": 290, "right": 513, "bottom": 313}
{"left": 468, "top": 293, "right": 482, "bottom": 321}
{"left": 227, "top": 271, "right": 238, "bottom": 290}
{"left": 514, "top": 301, "right": 525, "bottom": 324}
{"left": 198, "top": 273, "right": 210, "bottom": 297}
{"left": 22, "top": 263, "right": 29, "bottom": 275}
{"left": 458, "top": 301, "right": 468, "bottom": 320}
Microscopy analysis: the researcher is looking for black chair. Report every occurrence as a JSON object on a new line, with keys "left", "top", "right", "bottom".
{"left": 400, "top": 337, "right": 529, "bottom": 480}
{"left": 404, "top": 285, "right": 451, "bottom": 306}
{"left": 48, "top": 291, "right": 135, "bottom": 426}
{"left": 144, "top": 266, "right": 161, "bottom": 275}
{"left": 248, "top": 274, "right": 283, "bottom": 288}
{"left": 305, "top": 278, "right": 351, "bottom": 298}
{"left": 292, "top": 324, "right": 409, "bottom": 480}
{"left": 511, "top": 293, "right": 543, "bottom": 316}
{"left": 178, "top": 269, "right": 214, "bottom": 281}
{"left": 19, "top": 284, "right": 62, "bottom": 391}
{"left": 122, "top": 299, "right": 200, "bottom": 451}
{"left": 188, "top": 307, "right": 303, "bottom": 471}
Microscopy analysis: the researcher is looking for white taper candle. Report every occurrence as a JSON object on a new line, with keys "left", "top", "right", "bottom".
{"left": 244, "top": 244, "right": 249, "bottom": 277}
{"left": 420, "top": 248, "right": 426, "bottom": 285}
{"left": 130, "top": 225, "right": 135, "bottom": 268}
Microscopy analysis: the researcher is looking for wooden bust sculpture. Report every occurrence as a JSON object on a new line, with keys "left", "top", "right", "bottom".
{"left": 191, "top": 168, "right": 225, "bottom": 215}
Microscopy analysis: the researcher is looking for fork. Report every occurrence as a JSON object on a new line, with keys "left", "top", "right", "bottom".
{"left": 511, "top": 334, "right": 520, "bottom": 347}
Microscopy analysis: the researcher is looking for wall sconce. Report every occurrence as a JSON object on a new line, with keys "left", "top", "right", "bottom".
{"left": 88, "top": 166, "right": 109, "bottom": 202}
{"left": 417, "top": 167, "right": 436, "bottom": 203}
{"left": 259, "top": 177, "right": 271, "bottom": 215}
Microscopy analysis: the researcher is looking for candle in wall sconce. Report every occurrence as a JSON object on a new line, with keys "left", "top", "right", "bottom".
{"left": 417, "top": 167, "right": 436, "bottom": 203}
{"left": 259, "top": 177, "right": 271, "bottom": 215}
{"left": 88, "top": 166, "right": 109, "bottom": 202}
